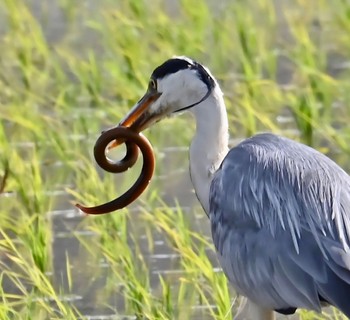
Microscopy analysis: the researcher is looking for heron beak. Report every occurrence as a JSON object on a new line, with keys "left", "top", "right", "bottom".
{"left": 120, "top": 91, "right": 162, "bottom": 131}
{"left": 108, "top": 91, "right": 162, "bottom": 149}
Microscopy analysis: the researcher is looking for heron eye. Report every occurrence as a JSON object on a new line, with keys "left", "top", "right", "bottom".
{"left": 149, "top": 79, "right": 157, "bottom": 91}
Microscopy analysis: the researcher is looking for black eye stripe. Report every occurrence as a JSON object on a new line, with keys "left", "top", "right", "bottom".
{"left": 192, "top": 61, "right": 215, "bottom": 91}
{"left": 151, "top": 58, "right": 191, "bottom": 79}
{"left": 149, "top": 57, "right": 215, "bottom": 113}
{"left": 151, "top": 58, "right": 215, "bottom": 91}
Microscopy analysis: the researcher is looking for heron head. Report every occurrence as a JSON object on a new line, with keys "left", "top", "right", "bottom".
{"left": 118, "top": 56, "right": 216, "bottom": 132}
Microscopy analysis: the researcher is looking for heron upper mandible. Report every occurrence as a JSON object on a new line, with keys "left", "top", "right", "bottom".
{"left": 118, "top": 57, "right": 350, "bottom": 319}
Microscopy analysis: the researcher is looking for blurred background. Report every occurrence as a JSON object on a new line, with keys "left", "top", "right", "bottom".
{"left": 0, "top": 0, "right": 350, "bottom": 319}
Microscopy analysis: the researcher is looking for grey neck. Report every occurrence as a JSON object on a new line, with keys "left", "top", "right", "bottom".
{"left": 189, "top": 85, "right": 229, "bottom": 214}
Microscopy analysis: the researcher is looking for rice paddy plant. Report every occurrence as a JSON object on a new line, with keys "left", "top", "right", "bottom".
{"left": 1, "top": 0, "right": 350, "bottom": 319}
{"left": 83, "top": 211, "right": 173, "bottom": 319}
{"left": 0, "top": 142, "right": 53, "bottom": 274}
{"left": 141, "top": 203, "right": 232, "bottom": 319}
{"left": 0, "top": 230, "right": 81, "bottom": 319}
{"left": 280, "top": 0, "right": 350, "bottom": 149}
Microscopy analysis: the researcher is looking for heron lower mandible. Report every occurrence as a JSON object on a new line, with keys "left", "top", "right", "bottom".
{"left": 109, "top": 57, "right": 350, "bottom": 319}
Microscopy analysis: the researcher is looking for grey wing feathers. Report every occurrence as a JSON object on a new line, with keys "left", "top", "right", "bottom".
{"left": 209, "top": 133, "right": 350, "bottom": 315}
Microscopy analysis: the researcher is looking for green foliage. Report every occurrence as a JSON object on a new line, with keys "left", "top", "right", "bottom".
{"left": 0, "top": 0, "right": 349, "bottom": 319}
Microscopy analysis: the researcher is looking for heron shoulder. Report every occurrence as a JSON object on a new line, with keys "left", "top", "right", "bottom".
{"left": 223, "top": 132, "right": 348, "bottom": 180}
{"left": 209, "top": 133, "right": 350, "bottom": 313}
{"left": 210, "top": 132, "right": 350, "bottom": 253}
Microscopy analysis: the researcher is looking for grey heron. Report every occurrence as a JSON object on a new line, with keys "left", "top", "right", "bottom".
{"left": 112, "top": 57, "right": 350, "bottom": 319}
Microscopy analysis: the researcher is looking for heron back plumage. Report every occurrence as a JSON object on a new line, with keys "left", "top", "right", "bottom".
{"left": 210, "top": 133, "right": 350, "bottom": 316}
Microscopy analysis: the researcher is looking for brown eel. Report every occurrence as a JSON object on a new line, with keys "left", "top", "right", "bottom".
{"left": 76, "top": 126, "right": 155, "bottom": 214}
